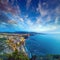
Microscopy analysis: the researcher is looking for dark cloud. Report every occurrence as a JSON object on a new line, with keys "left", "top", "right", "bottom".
{"left": 0, "top": 0, "right": 20, "bottom": 15}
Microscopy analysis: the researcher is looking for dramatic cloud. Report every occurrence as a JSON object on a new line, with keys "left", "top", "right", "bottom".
{"left": 0, "top": 0, "right": 60, "bottom": 32}
{"left": 0, "top": 0, "right": 20, "bottom": 15}
{"left": 36, "top": 1, "right": 60, "bottom": 25}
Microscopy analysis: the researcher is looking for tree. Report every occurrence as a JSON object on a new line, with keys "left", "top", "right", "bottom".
{"left": 7, "top": 49, "right": 29, "bottom": 60}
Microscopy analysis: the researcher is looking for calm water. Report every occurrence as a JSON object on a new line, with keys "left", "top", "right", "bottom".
{"left": 25, "top": 33, "right": 60, "bottom": 56}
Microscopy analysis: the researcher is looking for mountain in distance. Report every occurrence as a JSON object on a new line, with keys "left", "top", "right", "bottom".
{"left": 0, "top": 31, "right": 46, "bottom": 36}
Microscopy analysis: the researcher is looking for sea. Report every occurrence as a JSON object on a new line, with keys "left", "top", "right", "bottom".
{"left": 25, "top": 33, "right": 60, "bottom": 56}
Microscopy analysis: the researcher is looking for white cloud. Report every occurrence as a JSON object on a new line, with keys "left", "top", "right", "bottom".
{"left": 26, "top": 19, "right": 33, "bottom": 26}
{"left": 46, "top": 16, "right": 51, "bottom": 23}
{"left": 36, "top": 2, "right": 60, "bottom": 26}
{"left": 26, "top": 0, "right": 32, "bottom": 10}
{"left": 55, "top": 6, "right": 60, "bottom": 15}
{"left": 12, "top": 15, "right": 24, "bottom": 23}
{"left": 42, "top": 2, "right": 48, "bottom": 9}
{"left": 27, "top": 24, "right": 57, "bottom": 32}
{"left": 8, "top": 20, "right": 17, "bottom": 24}
{"left": 37, "top": 3, "right": 48, "bottom": 17}
{"left": 36, "top": 17, "right": 43, "bottom": 25}
{"left": 36, "top": 15, "right": 51, "bottom": 25}
{"left": 55, "top": 16, "right": 60, "bottom": 24}
{"left": 55, "top": 17, "right": 59, "bottom": 24}
{"left": 24, "top": 15, "right": 28, "bottom": 19}
{"left": 19, "top": 17, "right": 24, "bottom": 22}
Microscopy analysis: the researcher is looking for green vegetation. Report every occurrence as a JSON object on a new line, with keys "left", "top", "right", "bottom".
{"left": 7, "top": 49, "right": 29, "bottom": 60}
{"left": 0, "top": 49, "right": 29, "bottom": 60}
{"left": 0, "top": 38, "right": 7, "bottom": 52}
{"left": 0, "top": 52, "right": 60, "bottom": 60}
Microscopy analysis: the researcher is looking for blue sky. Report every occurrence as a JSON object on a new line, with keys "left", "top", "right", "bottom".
{"left": 0, "top": 0, "right": 60, "bottom": 32}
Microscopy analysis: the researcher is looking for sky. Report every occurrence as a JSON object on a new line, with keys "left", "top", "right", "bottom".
{"left": 0, "top": 0, "right": 60, "bottom": 33}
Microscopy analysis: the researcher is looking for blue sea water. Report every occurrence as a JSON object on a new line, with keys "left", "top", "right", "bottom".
{"left": 25, "top": 33, "right": 60, "bottom": 56}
